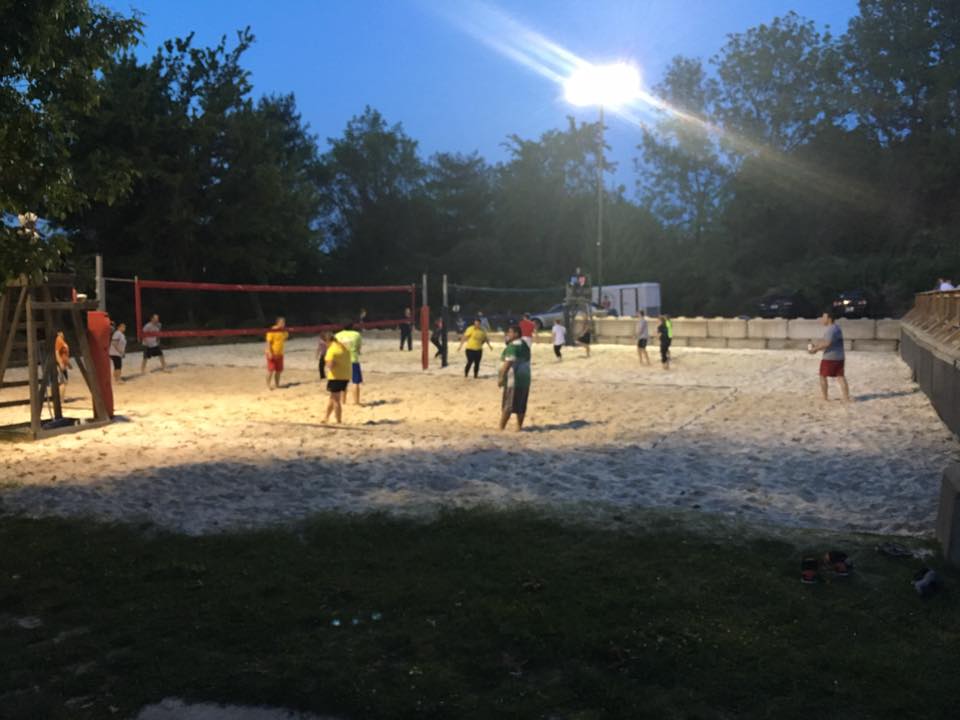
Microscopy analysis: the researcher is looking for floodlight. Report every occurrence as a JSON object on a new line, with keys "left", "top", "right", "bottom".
{"left": 563, "top": 62, "right": 641, "bottom": 109}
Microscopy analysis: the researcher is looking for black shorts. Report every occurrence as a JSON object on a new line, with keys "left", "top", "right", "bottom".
{"left": 326, "top": 379, "right": 348, "bottom": 393}
{"left": 579, "top": 332, "right": 591, "bottom": 344}
{"left": 637, "top": 338, "right": 648, "bottom": 348}
{"left": 144, "top": 346, "right": 163, "bottom": 359}
{"left": 502, "top": 385, "right": 530, "bottom": 415}
{"left": 110, "top": 356, "right": 122, "bottom": 370}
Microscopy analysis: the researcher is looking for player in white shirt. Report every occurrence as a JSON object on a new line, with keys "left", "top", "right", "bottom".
{"left": 551, "top": 319, "right": 566, "bottom": 361}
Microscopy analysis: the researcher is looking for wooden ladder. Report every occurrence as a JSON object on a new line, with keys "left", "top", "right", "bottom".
{"left": 0, "top": 277, "right": 110, "bottom": 440}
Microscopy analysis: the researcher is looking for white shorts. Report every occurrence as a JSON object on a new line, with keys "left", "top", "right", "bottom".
{"left": 522, "top": 337, "right": 533, "bottom": 347}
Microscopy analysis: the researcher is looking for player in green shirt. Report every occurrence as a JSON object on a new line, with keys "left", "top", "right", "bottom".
{"left": 498, "top": 324, "right": 532, "bottom": 431}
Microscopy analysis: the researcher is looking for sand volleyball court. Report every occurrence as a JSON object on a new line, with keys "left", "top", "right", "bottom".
{"left": 1, "top": 337, "right": 957, "bottom": 535}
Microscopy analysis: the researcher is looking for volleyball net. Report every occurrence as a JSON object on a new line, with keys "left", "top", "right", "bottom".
{"left": 133, "top": 279, "right": 418, "bottom": 342}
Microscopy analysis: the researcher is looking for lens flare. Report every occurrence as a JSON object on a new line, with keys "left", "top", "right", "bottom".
{"left": 425, "top": 0, "right": 880, "bottom": 210}
{"left": 563, "top": 62, "right": 641, "bottom": 109}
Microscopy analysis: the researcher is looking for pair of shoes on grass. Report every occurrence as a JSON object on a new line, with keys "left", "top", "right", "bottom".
{"left": 801, "top": 551, "right": 853, "bottom": 584}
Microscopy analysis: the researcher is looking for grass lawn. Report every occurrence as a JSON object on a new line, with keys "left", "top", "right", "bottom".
{"left": 0, "top": 508, "right": 957, "bottom": 719}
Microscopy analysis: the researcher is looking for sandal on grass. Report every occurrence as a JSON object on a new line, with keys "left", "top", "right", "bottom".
{"left": 801, "top": 556, "right": 819, "bottom": 584}
{"left": 876, "top": 542, "right": 913, "bottom": 558}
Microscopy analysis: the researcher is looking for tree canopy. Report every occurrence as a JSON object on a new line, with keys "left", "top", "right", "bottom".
{"left": 1, "top": 0, "right": 141, "bottom": 279}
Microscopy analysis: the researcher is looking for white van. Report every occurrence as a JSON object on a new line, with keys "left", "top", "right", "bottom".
{"left": 592, "top": 283, "right": 661, "bottom": 317}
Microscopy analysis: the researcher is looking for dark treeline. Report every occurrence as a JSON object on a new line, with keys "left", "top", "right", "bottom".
{"left": 2, "top": 0, "right": 958, "bottom": 316}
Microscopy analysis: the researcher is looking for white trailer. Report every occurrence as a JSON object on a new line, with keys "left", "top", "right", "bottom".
{"left": 592, "top": 283, "right": 661, "bottom": 318}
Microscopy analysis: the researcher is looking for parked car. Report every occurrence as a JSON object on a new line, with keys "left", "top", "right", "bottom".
{"left": 755, "top": 291, "right": 816, "bottom": 319}
{"left": 449, "top": 309, "right": 514, "bottom": 333}
{"left": 832, "top": 289, "right": 880, "bottom": 319}
{"left": 530, "top": 302, "right": 608, "bottom": 330}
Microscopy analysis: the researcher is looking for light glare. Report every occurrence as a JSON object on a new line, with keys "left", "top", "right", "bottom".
{"left": 564, "top": 62, "right": 642, "bottom": 109}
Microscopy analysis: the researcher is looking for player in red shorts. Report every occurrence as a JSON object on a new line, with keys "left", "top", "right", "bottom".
{"left": 808, "top": 310, "right": 850, "bottom": 402}
{"left": 265, "top": 317, "right": 288, "bottom": 390}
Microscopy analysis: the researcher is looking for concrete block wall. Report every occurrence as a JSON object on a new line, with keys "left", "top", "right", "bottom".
{"left": 592, "top": 317, "right": 900, "bottom": 352}
{"left": 670, "top": 318, "right": 708, "bottom": 338}
{"left": 876, "top": 319, "right": 901, "bottom": 340}
{"left": 426, "top": 317, "right": 901, "bottom": 353}
{"left": 837, "top": 318, "right": 877, "bottom": 340}
{"left": 786, "top": 319, "right": 824, "bottom": 340}
{"left": 707, "top": 318, "right": 747, "bottom": 339}
{"left": 748, "top": 319, "right": 788, "bottom": 339}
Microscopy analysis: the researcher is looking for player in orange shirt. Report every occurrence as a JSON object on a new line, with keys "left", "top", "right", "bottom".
{"left": 54, "top": 330, "right": 71, "bottom": 400}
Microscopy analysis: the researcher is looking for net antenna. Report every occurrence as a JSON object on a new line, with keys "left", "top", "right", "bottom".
{"left": 134, "top": 278, "right": 418, "bottom": 342}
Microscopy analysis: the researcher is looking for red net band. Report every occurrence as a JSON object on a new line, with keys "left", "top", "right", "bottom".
{"left": 134, "top": 278, "right": 417, "bottom": 343}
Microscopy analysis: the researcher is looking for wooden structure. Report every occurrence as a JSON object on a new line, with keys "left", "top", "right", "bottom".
{"left": 564, "top": 280, "right": 596, "bottom": 344}
{"left": 0, "top": 274, "right": 111, "bottom": 440}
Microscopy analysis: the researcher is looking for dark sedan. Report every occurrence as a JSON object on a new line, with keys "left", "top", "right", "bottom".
{"left": 756, "top": 292, "right": 815, "bottom": 319}
{"left": 832, "top": 289, "right": 879, "bottom": 319}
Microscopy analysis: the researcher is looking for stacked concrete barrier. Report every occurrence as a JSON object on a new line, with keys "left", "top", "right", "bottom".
{"left": 592, "top": 316, "right": 900, "bottom": 352}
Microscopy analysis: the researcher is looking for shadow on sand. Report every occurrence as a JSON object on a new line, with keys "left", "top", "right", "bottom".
{"left": 856, "top": 389, "right": 919, "bottom": 402}
{"left": 524, "top": 419, "right": 599, "bottom": 432}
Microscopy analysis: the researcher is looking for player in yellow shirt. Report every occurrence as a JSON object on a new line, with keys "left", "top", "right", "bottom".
{"left": 265, "top": 317, "right": 289, "bottom": 390}
{"left": 457, "top": 317, "right": 493, "bottom": 379}
{"left": 322, "top": 330, "right": 352, "bottom": 423}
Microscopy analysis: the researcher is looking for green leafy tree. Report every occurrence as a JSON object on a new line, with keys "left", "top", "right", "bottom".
{"left": 318, "top": 107, "right": 427, "bottom": 282}
{"left": 637, "top": 57, "right": 729, "bottom": 246}
{"left": 492, "top": 118, "right": 606, "bottom": 286}
{"left": 69, "top": 30, "right": 326, "bottom": 289}
{"left": 711, "top": 12, "right": 843, "bottom": 154}
{"left": 0, "top": 0, "right": 141, "bottom": 279}
{"left": 843, "top": 0, "right": 960, "bottom": 289}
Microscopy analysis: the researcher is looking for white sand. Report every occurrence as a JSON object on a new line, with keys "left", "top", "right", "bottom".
{"left": 0, "top": 337, "right": 957, "bottom": 536}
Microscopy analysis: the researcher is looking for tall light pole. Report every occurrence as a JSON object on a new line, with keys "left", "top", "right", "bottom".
{"left": 564, "top": 62, "right": 640, "bottom": 304}
{"left": 596, "top": 104, "right": 605, "bottom": 303}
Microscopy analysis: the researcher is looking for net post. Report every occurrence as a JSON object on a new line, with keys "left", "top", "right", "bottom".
{"left": 134, "top": 276, "right": 142, "bottom": 343}
{"left": 421, "top": 273, "right": 429, "bottom": 370}
{"left": 95, "top": 253, "right": 106, "bottom": 312}
{"left": 441, "top": 274, "right": 449, "bottom": 367}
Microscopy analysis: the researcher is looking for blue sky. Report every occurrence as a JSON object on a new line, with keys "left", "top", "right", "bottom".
{"left": 104, "top": 0, "right": 860, "bottom": 190}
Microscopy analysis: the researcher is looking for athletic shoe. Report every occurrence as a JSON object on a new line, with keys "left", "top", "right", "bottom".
{"left": 824, "top": 550, "right": 852, "bottom": 577}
